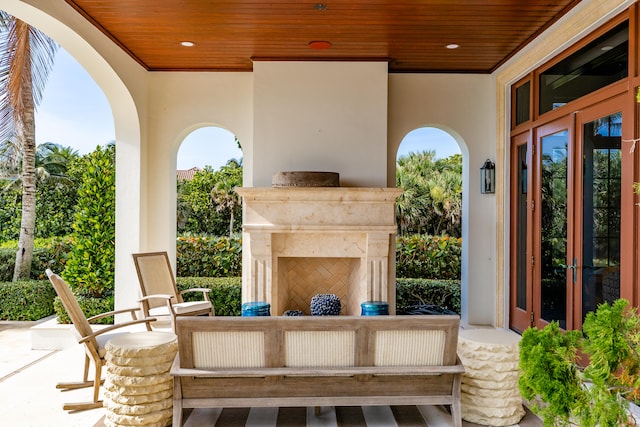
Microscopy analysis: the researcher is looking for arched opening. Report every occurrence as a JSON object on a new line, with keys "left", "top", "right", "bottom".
{"left": 177, "top": 126, "right": 241, "bottom": 171}
{"left": 36, "top": 48, "right": 115, "bottom": 153}
{"left": 1, "top": 1, "right": 143, "bottom": 315}
{"left": 395, "top": 126, "right": 464, "bottom": 315}
{"left": 398, "top": 127, "right": 462, "bottom": 161}
{"left": 176, "top": 126, "right": 243, "bottom": 238}
{"left": 396, "top": 126, "right": 462, "bottom": 237}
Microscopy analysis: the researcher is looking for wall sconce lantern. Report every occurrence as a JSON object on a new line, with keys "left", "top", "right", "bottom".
{"left": 481, "top": 159, "right": 495, "bottom": 194}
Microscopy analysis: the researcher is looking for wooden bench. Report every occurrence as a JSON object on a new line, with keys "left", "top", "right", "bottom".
{"left": 171, "top": 315, "right": 465, "bottom": 427}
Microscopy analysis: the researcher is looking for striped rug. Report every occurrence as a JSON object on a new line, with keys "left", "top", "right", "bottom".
{"left": 179, "top": 405, "right": 541, "bottom": 427}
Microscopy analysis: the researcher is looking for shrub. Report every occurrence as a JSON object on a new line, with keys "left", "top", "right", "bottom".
{"left": 0, "top": 280, "right": 56, "bottom": 321}
{"left": 56, "top": 145, "right": 116, "bottom": 322}
{"left": 176, "top": 235, "right": 242, "bottom": 277}
{"left": 0, "top": 276, "right": 459, "bottom": 321}
{"left": 177, "top": 277, "right": 242, "bottom": 316}
{"left": 395, "top": 278, "right": 461, "bottom": 314}
{"left": 0, "top": 237, "right": 71, "bottom": 282}
{"left": 396, "top": 235, "right": 461, "bottom": 279}
{"left": 53, "top": 293, "right": 115, "bottom": 325}
{"left": 62, "top": 145, "right": 115, "bottom": 300}
{"left": 519, "top": 299, "right": 640, "bottom": 427}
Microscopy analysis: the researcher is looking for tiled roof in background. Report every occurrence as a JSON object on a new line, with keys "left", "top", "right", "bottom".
{"left": 176, "top": 167, "right": 201, "bottom": 181}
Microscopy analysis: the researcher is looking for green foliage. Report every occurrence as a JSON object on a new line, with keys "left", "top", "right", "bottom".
{"left": 0, "top": 275, "right": 459, "bottom": 322}
{"left": 396, "top": 151, "right": 462, "bottom": 237}
{"left": 519, "top": 300, "right": 640, "bottom": 427}
{"left": 176, "top": 235, "right": 242, "bottom": 277}
{"left": 62, "top": 145, "right": 115, "bottom": 300}
{"left": 519, "top": 322, "right": 584, "bottom": 426}
{"left": 0, "top": 280, "right": 56, "bottom": 320}
{"left": 0, "top": 237, "right": 71, "bottom": 281}
{"left": 396, "top": 235, "right": 461, "bottom": 279}
{"left": 176, "top": 277, "right": 458, "bottom": 318}
{"left": 395, "top": 278, "right": 460, "bottom": 314}
{"left": 177, "top": 160, "right": 243, "bottom": 236}
{"left": 177, "top": 276, "right": 242, "bottom": 316}
{"left": 53, "top": 293, "right": 114, "bottom": 325}
{"left": 0, "top": 142, "right": 80, "bottom": 242}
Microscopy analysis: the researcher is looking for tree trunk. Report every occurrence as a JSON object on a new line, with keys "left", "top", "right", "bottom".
{"left": 13, "top": 51, "right": 36, "bottom": 281}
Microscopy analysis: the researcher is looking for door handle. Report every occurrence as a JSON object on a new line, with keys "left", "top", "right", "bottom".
{"left": 559, "top": 258, "right": 578, "bottom": 283}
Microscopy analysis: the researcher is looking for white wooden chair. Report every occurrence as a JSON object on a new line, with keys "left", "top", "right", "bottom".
{"left": 132, "top": 251, "right": 214, "bottom": 331}
{"left": 46, "top": 269, "right": 156, "bottom": 411}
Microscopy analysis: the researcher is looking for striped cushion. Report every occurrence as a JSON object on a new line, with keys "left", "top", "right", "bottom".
{"left": 375, "top": 330, "right": 445, "bottom": 366}
{"left": 285, "top": 331, "right": 354, "bottom": 367}
{"left": 193, "top": 331, "right": 264, "bottom": 368}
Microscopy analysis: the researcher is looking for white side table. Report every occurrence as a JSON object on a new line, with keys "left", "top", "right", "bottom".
{"left": 103, "top": 331, "right": 178, "bottom": 427}
{"left": 457, "top": 328, "right": 525, "bottom": 426}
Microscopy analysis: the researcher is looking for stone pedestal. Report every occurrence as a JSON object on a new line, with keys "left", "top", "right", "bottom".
{"left": 103, "top": 331, "right": 177, "bottom": 427}
{"left": 457, "top": 328, "right": 525, "bottom": 426}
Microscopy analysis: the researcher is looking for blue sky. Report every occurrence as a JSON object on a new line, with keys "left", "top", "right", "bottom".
{"left": 36, "top": 48, "right": 460, "bottom": 170}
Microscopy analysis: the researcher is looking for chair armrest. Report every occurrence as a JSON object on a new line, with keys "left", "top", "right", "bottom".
{"left": 87, "top": 306, "right": 144, "bottom": 323}
{"left": 138, "top": 294, "right": 177, "bottom": 317}
{"left": 138, "top": 294, "right": 174, "bottom": 302}
{"left": 78, "top": 317, "right": 158, "bottom": 344}
{"left": 179, "top": 288, "right": 212, "bottom": 302}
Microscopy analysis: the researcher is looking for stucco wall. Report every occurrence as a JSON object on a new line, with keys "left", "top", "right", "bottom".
{"left": 145, "top": 72, "right": 253, "bottom": 257}
{"left": 388, "top": 74, "right": 496, "bottom": 326}
{"left": 253, "top": 61, "right": 389, "bottom": 187}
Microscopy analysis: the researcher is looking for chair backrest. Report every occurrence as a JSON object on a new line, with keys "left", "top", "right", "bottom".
{"left": 45, "top": 269, "right": 97, "bottom": 349}
{"left": 132, "top": 252, "right": 182, "bottom": 308}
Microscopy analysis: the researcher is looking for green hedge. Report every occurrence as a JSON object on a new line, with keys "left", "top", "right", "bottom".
{"left": 0, "top": 280, "right": 56, "bottom": 321}
{"left": 176, "top": 277, "right": 242, "bottom": 316}
{"left": 1, "top": 234, "right": 461, "bottom": 282}
{"left": 180, "top": 277, "right": 461, "bottom": 316}
{"left": 0, "top": 237, "right": 71, "bottom": 282}
{"left": 396, "top": 235, "right": 461, "bottom": 280}
{"left": 0, "top": 234, "right": 462, "bottom": 320}
{"left": 176, "top": 235, "right": 242, "bottom": 277}
{"left": 395, "top": 278, "right": 461, "bottom": 314}
{"left": 0, "top": 276, "right": 461, "bottom": 321}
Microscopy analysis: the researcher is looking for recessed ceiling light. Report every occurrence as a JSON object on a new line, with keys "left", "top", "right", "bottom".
{"left": 309, "top": 41, "right": 331, "bottom": 50}
{"left": 180, "top": 41, "right": 195, "bottom": 47}
{"left": 446, "top": 44, "right": 460, "bottom": 49}
{"left": 601, "top": 46, "right": 613, "bottom": 51}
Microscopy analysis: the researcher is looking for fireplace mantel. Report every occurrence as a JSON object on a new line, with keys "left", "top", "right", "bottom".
{"left": 236, "top": 187, "right": 402, "bottom": 315}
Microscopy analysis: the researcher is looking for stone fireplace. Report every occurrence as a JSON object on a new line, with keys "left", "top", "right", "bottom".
{"left": 236, "top": 187, "right": 402, "bottom": 315}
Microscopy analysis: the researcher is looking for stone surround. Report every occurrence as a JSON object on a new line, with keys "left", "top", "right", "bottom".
{"left": 236, "top": 187, "right": 402, "bottom": 315}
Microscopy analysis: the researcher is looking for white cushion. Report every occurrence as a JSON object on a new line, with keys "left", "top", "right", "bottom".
{"left": 148, "top": 301, "right": 211, "bottom": 316}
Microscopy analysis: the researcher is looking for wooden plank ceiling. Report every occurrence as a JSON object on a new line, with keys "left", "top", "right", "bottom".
{"left": 65, "top": 0, "right": 581, "bottom": 73}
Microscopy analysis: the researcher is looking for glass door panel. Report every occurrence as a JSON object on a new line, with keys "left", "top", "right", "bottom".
{"left": 540, "top": 129, "right": 569, "bottom": 329}
{"left": 580, "top": 113, "right": 621, "bottom": 322}
{"left": 510, "top": 133, "right": 531, "bottom": 333}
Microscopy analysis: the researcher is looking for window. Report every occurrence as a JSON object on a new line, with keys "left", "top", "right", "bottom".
{"left": 539, "top": 21, "right": 628, "bottom": 115}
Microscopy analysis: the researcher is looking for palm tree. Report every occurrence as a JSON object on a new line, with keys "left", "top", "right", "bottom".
{"left": 35, "top": 142, "right": 78, "bottom": 180}
{"left": 0, "top": 12, "right": 58, "bottom": 280}
{"left": 211, "top": 158, "right": 243, "bottom": 237}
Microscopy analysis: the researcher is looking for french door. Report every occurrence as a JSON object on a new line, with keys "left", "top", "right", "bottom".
{"left": 510, "top": 95, "right": 624, "bottom": 332}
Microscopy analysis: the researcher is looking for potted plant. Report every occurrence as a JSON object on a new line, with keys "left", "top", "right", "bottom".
{"left": 519, "top": 299, "right": 640, "bottom": 427}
